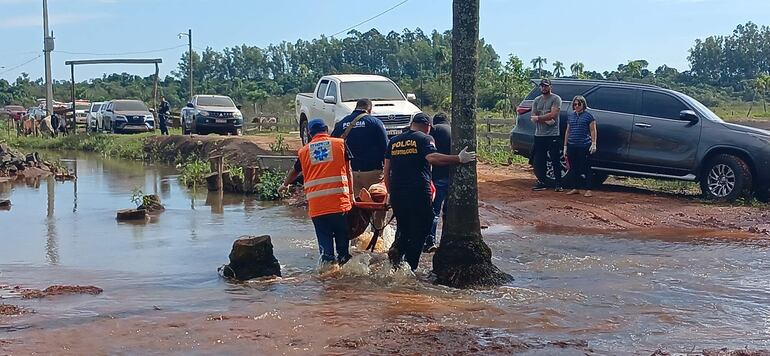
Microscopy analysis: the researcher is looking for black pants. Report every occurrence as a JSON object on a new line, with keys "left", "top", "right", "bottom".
{"left": 533, "top": 135, "right": 562, "bottom": 186}
{"left": 567, "top": 145, "right": 592, "bottom": 190}
{"left": 390, "top": 189, "right": 434, "bottom": 271}
{"left": 159, "top": 115, "right": 169, "bottom": 135}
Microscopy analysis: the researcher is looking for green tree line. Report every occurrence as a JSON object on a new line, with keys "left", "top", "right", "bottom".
{"left": 2, "top": 23, "right": 770, "bottom": 116}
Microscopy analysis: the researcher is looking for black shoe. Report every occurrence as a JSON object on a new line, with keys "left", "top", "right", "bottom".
{"left": 337, "top": 254, "right": 352, "bottom": 266}
{"left": 387, "top": 247, "right": 402, "bottom": 268}
{"left": 554, "top": 186, "right": 564, "bottom": 192}
{"left": 532, "top": 182, "right": 548, "bottom": 191}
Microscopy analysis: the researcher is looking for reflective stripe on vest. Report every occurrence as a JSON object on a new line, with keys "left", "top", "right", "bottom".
{"left": 303, "top": 175, "right": 348, "bottom": 189}
{"left": 306, "top": 186, "right": 350, "bottom": 200}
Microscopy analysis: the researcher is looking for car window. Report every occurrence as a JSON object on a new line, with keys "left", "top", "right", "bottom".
{"left": 524, "top": 83, "right": 594, "bottom": 101}
{"left": 196, "top": 96, "right": 235, "bottom": 107}
{"left": 316, "top": 80, "right": 329, "bottom": 99}
{"left": 641, "top": 91, "right": 688, "bottom": 120}
{"left": 114, "top": 101, "right": 148, "bottom": 112}
{"left": 326, "top": 81, "right": 338, "bottom": 102}
{"left": 585, "top": 87, "right": 638, "bottom": 114}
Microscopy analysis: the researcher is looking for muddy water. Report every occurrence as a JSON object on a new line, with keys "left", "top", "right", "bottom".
{"left": 1, "top": 152, "right": 769, "bottom": 354}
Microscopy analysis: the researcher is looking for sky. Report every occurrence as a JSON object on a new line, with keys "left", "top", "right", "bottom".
{"left": 1, "top": 0, "right": 770, "bottom": 82}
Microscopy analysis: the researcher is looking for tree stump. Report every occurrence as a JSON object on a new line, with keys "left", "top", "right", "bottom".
{"left": 205, "top": 171, "right": 231, "bottom": 192}
{"left": 219, "top": 235, "right": 281, "bottom": 280}
{"left": 243, "top": 166, "right": 260, "bottom": 194}
{"left": 116, "top": 208, "right": 147, "bottom": 221}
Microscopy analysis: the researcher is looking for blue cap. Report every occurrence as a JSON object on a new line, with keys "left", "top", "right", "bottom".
{"left": 307, "top": 118, "right": 328, "bottom": 136}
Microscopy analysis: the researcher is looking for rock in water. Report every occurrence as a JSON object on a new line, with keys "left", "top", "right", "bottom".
{"left": 0, "top": 199, "right": 10, "bottom": 208}
{"left": 219, "top": 235, "right": 281, "bottom": 280}
{"left": 116, "top": 208, "right": 147, "bottom": 221}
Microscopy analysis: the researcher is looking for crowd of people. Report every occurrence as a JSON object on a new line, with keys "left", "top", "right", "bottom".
{"left": 281, "top": 82, "right": 598, "bottom": 272}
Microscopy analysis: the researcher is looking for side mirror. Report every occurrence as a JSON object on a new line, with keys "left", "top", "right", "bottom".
{"left": 679, "top": 110, "right": 699, "bottom": 123}
{"left": 323, "top": 95, "right": 336, "bottom": 104}
{"left": 149, "top": 108, "right": 155, "bottom": 113}
{"left": 236, "top": 104, "right": 243, "bottom": 110}
{"left": 406, "top": 93, "right": 417, "bottom": 101}
{"left": 186, "top": 102, "right": 194, "bottom": 108}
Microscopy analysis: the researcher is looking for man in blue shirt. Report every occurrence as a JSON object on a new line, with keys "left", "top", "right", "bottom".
{"left": 331, "top": 98, "right": 389, "bottom": 233}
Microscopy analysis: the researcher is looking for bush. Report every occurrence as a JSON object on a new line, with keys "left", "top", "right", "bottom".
{"left": 179, "top": 159, "right": 211, "bottom": 189}
{"left": 256, "top": 169, "right": 283, "bottom": 201}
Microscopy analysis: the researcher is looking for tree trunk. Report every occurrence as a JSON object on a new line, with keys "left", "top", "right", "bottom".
{"left": 433, "top": 0, "right": 513, "bottom": 289}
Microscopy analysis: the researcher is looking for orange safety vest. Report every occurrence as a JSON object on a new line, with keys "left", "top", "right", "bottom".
{"left": 298, "top": 133, "right": 352, "bottom": 218}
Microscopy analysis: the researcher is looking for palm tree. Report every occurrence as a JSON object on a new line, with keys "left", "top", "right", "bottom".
{"left": 570, "top": 62, "right": 584, "bottom": 78}
{"left": 553, "top": 61, "right": 565, "bottom": 78}
{"left": 530, "top": 56, "right": 547, "bottom": 78}
{"left": 433, "top": 0, "right": 513, "bottom": 288}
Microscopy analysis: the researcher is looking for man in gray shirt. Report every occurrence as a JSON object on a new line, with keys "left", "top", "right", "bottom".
{"left": 530, "top": 78, "right": 563, "bottom": 191}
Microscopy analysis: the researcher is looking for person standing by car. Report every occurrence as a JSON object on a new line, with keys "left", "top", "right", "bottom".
{"left": 158, "top": 96, "right": 170, "bottom": 135}
{"left": 331, "top": 98, "right": 389, "bottom": 234}
{"left": 279, "top": 119, "right": 355, "bottom": 266}
{"left": 530, "top": 78, "right": 563, "bottom": 191}
{"left": 425, "top": 112, "right": 451, "bottom": 253}
{"left": 563, "top": 95, "right": 597, "bottom": 197}
{"left": 384, "top": 113, "right": 476, "bottom": 272}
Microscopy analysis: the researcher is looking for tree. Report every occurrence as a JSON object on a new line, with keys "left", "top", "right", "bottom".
{"left": 570, "top": 62, "right": 584, "bottom": 78}
{"left": 552, "top": 61, "right": 565, "bottom": 78}
{"left": 530, "top": 56, "right": 547, "bottom": 78}
{"left": 754, "top": 73, "right": 770, "bottom": 113}
{"left": 433, "top": 0, "right": 513, "bottom": 289}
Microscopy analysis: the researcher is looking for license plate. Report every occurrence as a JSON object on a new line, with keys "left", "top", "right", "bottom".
{"left": 216, "top": 119, "right": 227, "bottom": 124}
{"left": 386, "top": 129, "right": 401, "bottom": 136}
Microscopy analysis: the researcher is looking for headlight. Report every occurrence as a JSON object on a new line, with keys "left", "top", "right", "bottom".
{"left": 197, "top": 110, "right": 209, "bottom": 117}
{"left": 115, "top": 115, "right": 126, "bottom": 120}
{"left": 233, "top": 111, "right": 243, "bottom": 118}
{"left": 145, "top": 115, "right": 154, "bottom": 121}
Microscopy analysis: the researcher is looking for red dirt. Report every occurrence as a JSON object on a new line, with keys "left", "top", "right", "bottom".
{"left": 0, "top": 304, "right": 27, "bottom": 316}
{"left": 477, "top": 163, "right": 769, "bottom": 240}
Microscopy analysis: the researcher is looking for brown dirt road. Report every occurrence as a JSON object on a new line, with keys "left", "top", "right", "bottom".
{"left": 478, "top": 164, "right": 769, "bottom": 241}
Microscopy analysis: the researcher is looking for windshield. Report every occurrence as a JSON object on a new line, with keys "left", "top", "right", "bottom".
{"left": 90, "top": 104, "right": 102, "bottom": 112}
{"left": 340, "top": 81, "right": 404, "bottom": 102}
{"left": 114, "top": 101, "right": 149, "bottom": 112}
{"left": 679, "top": 93, "right": 724, "bottom": 123}
{"left": 197, "top": 96, "right": 235, "bottom": 107}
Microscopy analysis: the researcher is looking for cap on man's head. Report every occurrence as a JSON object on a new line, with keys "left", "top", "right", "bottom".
{"left": 539, "top": 78, "right": 552, "bottom": 86}
{"left": 307, "top": 118, "right": 328, "bottom": 135}
{"left": 411, "top": 112, "right": 432, "bottom": 125}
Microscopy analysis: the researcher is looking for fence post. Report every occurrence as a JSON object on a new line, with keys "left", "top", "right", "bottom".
{"left": 485, "top": 118, "right": 492, "bottom": 147}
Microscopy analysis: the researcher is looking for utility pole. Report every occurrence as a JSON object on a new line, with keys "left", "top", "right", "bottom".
{"left": 43, "top": 0, "right": 54, "bottom": 115}
{"left": 178, "top": 29, "right": 193, "bottom": 100}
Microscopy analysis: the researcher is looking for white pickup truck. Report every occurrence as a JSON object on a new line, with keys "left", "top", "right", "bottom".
{"left": 295, "top": 74, "right": 420, "bottom": 143}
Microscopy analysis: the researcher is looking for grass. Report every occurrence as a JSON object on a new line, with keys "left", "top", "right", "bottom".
{"left": 711, "top": 102, "right": 770, "bottom": 121}
{"left": 614, "top": 177, "right": 701, "bottom": 196}
{"left": 255, "top": 169, "right": 284, "bottom": 201}
{"left": 477, "top": 143, "right": 527, "bottom": 166}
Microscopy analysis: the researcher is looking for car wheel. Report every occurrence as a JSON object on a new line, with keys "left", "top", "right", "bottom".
{"left": 699, "top": 154, "right": 752, "bottom": 202}
{"left": 299, "top": 119, "right": 308, "bottom": 145}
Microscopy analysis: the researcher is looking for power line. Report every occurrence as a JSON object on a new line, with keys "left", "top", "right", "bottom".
{"left": 54, "top": 44, "right": 187, "bottom": 56}
{"left": 0, "top": 55, "right": 43, "bottom": 76}
{"left": 329, "top": 0, "right": 409, "bottom": 38}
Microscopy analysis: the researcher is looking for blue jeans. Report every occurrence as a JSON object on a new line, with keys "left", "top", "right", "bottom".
{"left": 311, "top": 212, "right": 351, "bottom": 263}
{"left": 427, "top": 177, "right": 449, "bottom": 247}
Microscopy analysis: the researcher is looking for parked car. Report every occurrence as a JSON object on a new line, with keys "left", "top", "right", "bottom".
{"left": 295, "top": 74, "right": 420, "bottom": 144}
{"left": 26, "top": 106, "right": 47, "bottom": 120}
{"left": 185, "top": 95, "right": 243, "bottom": 135}
{"left": 72, "top": 100, "right": 91, "bottom": 126}
{"left": 3, "top": 105, "right": 26, "bottom": 121}
{"left": 98, "top": 100, "right": 112, "bottom": 132}
{"left": 87, "top": 102, "right": 104, "bottom": 132}
{"left": 180, "top": 106, "right": 195, "bottom": 135}
{"left": 510, "top": 78, "right": 770, "bottom": 202}
{"left": 102, "top": 99, "right": 155, "bottom": 134}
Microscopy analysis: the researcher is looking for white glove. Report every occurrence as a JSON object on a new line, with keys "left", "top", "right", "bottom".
{"left": 458, "top": 146, "right": 476, "bottom": 164}
{"left": 563, "top": 146, "right": 568, "bottom": 155}
{"left": 589, "top": 144, "right": 597, "bottom": 154}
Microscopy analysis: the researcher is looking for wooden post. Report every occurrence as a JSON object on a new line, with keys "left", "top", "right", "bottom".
{"left": 70, "top": 63, "right": 75, "bottom": 135}
{"left": 152, "top": 62, "right": 159, "bottom": 128}
{"left": 243, "top": 166, "right": 259, "bottom": 193}
{"left": 485, "top": 118, "right": 492, "bottom": 147}
{"left": 208, "top": 155, "right": 224, "bottom": 192}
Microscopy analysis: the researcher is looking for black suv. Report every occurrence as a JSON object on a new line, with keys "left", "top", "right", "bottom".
{"left": 183, "top": 95, "right": 244, "bottom": 135}
{"left": 510, "top": 79, "right": 770, "bottom": 202}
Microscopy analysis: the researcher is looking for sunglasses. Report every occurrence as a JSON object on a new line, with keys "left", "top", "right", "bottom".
{"left": 572, "top": 102, "right": 582, "bottom": 107}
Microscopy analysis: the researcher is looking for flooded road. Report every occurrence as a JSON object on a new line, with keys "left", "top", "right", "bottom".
{"left": 1, "top": 152, "right": 769, "bottom": 354}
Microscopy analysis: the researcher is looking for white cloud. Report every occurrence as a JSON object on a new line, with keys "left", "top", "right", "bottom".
{"left": 0, "top": 12, "right": 107, "bottom": 28}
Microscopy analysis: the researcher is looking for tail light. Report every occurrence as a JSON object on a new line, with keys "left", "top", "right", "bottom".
{"left": 516, "top": 105, "right": 531, "bottom": 115}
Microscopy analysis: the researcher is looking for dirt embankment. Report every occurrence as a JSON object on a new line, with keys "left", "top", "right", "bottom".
{"left": 144, "top": 135, "right": 768, "bottom": 239}
{"left": 0, "top": 143, "right": 68, "bottom": 182}
{"left": 144, "top": 134, "right": 302, "bottom": 166}
{"left": 477, "top": 164, "right": 769, "bottom": 240}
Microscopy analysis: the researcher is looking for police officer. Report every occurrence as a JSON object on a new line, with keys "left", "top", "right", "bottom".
{"left": 331, "top": 98, "right": 389, "bottom": 235}
{"left": 280, "top": 119, "right": 355, "bottom": 266}
{"left": 426, "top": 112, "right": 451, "bottom": 253}
{"left": 384, "top": 113, "right": 476, "bottom": 271}
{"left": 158, "top": 95, "right": 170, "bottom": 135}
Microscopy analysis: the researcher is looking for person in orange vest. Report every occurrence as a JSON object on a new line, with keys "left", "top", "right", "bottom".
{"left": 280, "top": 118, "right": 355, "bottom": 266}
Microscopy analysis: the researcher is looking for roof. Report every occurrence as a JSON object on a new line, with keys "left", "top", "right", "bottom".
{"left": 324, "top": 74, "right": 391, "bottom": 82}
{"left": 194, "top": 94, "right": 232, "bottom": 98}
{"left": 535, "top": 78, "right": 660, "bottom": 89}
